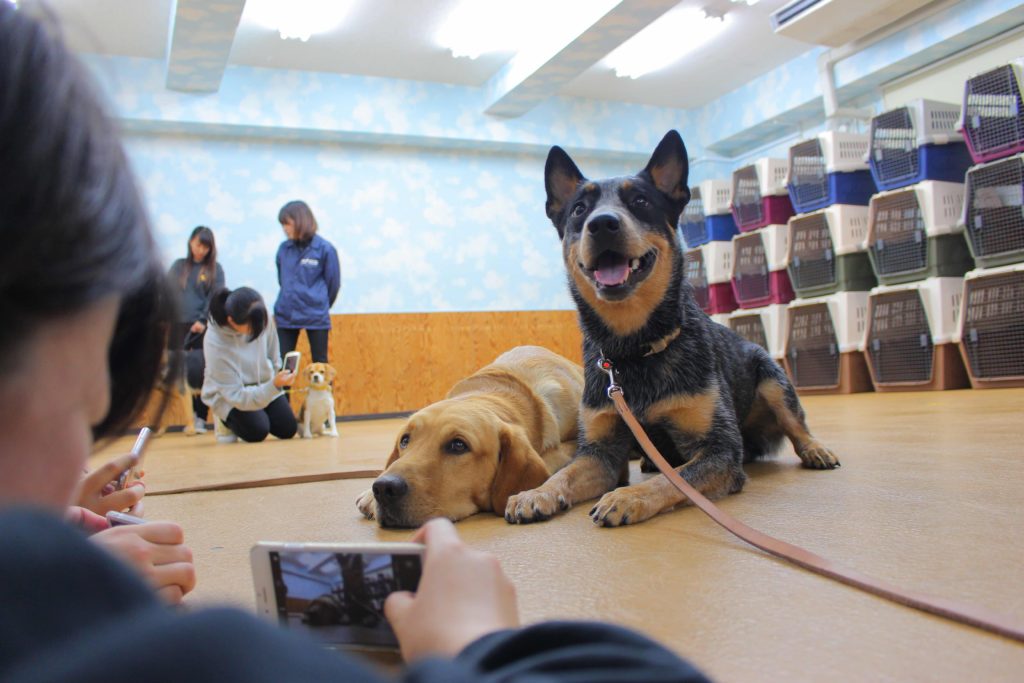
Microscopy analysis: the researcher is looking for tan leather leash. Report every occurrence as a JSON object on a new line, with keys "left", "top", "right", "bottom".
{"left": 145, "top": 470, "right": 383, "bottom": 496}
{"left": 598, "top": 357, "right": 1024, "bottom": 644}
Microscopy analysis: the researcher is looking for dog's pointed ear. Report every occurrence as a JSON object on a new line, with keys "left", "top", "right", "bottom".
{"left": 640, "top": 130, "right": 690, "bottom": 217}
{"left": 489, "top": 424, "right": 550, "bottom": 514}
{"left": 545, "top": 145, "right": 586, "bottom": 236}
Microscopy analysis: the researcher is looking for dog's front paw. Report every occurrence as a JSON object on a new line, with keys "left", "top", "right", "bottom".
{"left": 590, "top": 488, "right": 656, "bottom": 527}
{"left": 798, "top": 441, "right": 840, "bottom": 470}
{"left": 504, "top": 488, "right": 569, "bottom": 524}
{"left": 355, "top": 489, "right": 377, "bottom": 521}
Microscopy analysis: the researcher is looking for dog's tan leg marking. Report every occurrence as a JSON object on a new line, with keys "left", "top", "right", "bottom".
{"left": 582, "top": 405, "right": 619, "bottom": 443}
{"left": 565, "top": 236, "right": 674, "bottom": 337}
{"left": 182, "top": 385, "right": 196, "bottom": 436}
{"left": 590, "top": 450, "right": 740, "bottom": 527}
{"left": 645, "top": 385, "right": 720, "bottom": 437}
{"left": 504, "top": 455, "right": 616, "bottom": 524}
{"left": 756, "top": 380, "right": 839, "bottom": 469}
{"left": 540, "top": 441, "right": 576, "bottom": 473}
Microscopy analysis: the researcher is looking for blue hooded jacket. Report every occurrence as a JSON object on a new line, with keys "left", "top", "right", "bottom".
{"left": 274, "top": 234, "right": 341, "bottom": 329}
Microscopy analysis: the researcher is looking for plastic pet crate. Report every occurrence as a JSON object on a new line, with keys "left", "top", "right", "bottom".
{"left": 685, "top": 242, "right": 736, "bottom": 314}
{"left": 679, "top": 180, "right": 738, "bottom": 248}
{"left": 957, "top": 264, "right": 1024, "bottom": 389}
{"left": 786, "top": 205, "right": 876, "bottom": 298}
{"left": 865, "top": 278, "right": 969, "bottom": 391}
{"left": 783, "top": 292, "right": 873, "bottom": 394}
{"left": 961, "top": 154, "right": 1024, "bottom": 268}
{"left": 730, "top": 225, "right": 794, "bottom": 308}
{"left": 731, "top": 158, "right": 795, "bottom": 232}
{"left": 787, "top": 132, "right": 874, "bottom": 213}
{"left": 728, "top": 304, "right": 788, "bottom": 359}
{"left": 957, "top": 60, "right": 1024, "bottom": 164}
{"left": 709, "top": 313, "right": 732, "bottom": 328}
{"left": 868, "top": 99, "right": 972, "bottom": 191}
{"left": 867, "top": 180, "right": 973, "bottom": 285}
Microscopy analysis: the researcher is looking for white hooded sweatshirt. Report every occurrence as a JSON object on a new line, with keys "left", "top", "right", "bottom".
{"left": 201, "top": 318, "right": 283, "bottom": 421}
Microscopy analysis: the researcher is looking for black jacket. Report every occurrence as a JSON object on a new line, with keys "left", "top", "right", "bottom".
{"left": 0, "top": 509, "right": 711, "bottom": 683}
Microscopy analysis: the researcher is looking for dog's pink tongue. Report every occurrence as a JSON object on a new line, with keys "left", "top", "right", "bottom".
{"left": 595, "top": 255, "right": 629, "bottom": 286}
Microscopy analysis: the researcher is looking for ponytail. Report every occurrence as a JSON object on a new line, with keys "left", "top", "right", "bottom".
{"left": 209, "top": 286, "right": 267, "bottom": 342}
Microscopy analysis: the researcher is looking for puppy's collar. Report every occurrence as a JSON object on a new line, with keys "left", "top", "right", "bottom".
{"left": 642, "top": 327, "right": 681, "bottom": 357}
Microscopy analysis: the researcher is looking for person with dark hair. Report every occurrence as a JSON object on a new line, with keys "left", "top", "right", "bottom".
{"left": 0, "top": 1, "right": 195, "bottom": 604}
{"left": 275, "top": 200, "right": 341, "bottom": 364}
{"left": 0, "top": 5, "right": 710, "bottom": 683}
{"left": 202, "top": 286, "right": 298, "bottom": 443}
{"left": 168, "top": 225, "right": 225, "bottom": 433}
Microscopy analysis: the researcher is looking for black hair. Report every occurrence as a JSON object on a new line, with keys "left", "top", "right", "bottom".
{"left": 209, "top": 287, "right": 268, "bottom": 342}
{"left": 0, "top": 4, "right": 174, "bottom": 439}
{"left": 180, "top": 225, "right": 218, "bottom": 292}
{"left": 278, "top": 200, "right": 318, "bottom": 242}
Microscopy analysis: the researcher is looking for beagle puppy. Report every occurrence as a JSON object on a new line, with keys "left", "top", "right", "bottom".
{"left": 299, "top": 362, "right": 338, "bottom": 438}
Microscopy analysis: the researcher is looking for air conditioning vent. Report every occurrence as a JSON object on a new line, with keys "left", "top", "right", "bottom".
{"left": 771, "top": 0, "right": 934, "bottom": 48}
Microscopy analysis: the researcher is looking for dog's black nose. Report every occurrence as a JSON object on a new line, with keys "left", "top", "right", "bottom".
{"left": 373, "top": 475, "right": 409, "bottom": 501}
{"left": 587, "top": 213, "right": 620, "bottom": 236}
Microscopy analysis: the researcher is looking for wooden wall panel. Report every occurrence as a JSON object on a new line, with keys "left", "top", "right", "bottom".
{"left": 144, "top": 310, "right": 583, "bottom": 426}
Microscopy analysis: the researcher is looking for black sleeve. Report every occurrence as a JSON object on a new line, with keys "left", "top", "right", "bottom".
{"left": 412, "top": 621, "right": 713, "bottom": 683}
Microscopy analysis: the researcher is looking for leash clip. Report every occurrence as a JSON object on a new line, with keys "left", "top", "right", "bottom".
{"left": 597, "top": 356, "right": 622, "bottom": 398}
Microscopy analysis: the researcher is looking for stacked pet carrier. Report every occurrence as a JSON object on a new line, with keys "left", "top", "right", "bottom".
{"left": 859, "top": 99, "right": 980, "bottom": 392}
{"left": 781, "top": 132, "right": 875, "bottom": 394}
{"left": 728, "top": 304, "right": 789, "bottom": 362}
{"left": 730, "top": 158, "right": 794, "bottom": 232}
{"left": 679, "top": 179, "right": 738, "bottom": 248}
{"left": 684, "top": 241, "right": 736, "bottom": 323}
{"left": 954, "top": 60, "right": 1024, "bottom": 388}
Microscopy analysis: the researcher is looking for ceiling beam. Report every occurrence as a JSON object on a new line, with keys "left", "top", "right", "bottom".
{"left": 165, "top": 0, "right": 247, "bottom": 93}
{"left": 483, "top": 0, "right": 680, "bottom": 118}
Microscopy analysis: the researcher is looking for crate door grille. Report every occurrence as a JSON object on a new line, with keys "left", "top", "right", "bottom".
{"left": 964, "top": 157, "right": 1024, "bottom": 260}
{"left": 964, "top": 65, "right": 1024, "bottom": 158}
{"left": 789, "top": 215, "right": 836, "bottom": 291}
{"left": 730, "top": 314, "right": 769, "bottom": 352}
{"left": 734, "top": 233, "right": 770, "bottom": 304}
{"left": 868, "top": 291, "right": 934, "bottom": 384}
{"left": 871, "top": 107, "right": 918, "bottom": 184}
{"left": 733, "top": 167, "right": 763, "bottom": 227}
{"left": 788, "top": 304, "right": 840, "bottom": 388}
{"left": 870, "top": 191, "right": 927, "bottom": 276}
{"left": 680, "top": 187, "right": 706, "bottom": 247}
{"left": 789, "top": 139, "right": 827, "bottom": 209}
{"left": 685, "top": 249, "right": 709, "bottom": 311}
{"left": 962, "top": 271, "right": 1024, "bottom": 379}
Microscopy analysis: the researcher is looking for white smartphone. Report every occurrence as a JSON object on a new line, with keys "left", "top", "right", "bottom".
{"left": 283, "top": 351, "right": 301, "bottom": 374}
{"left": 115, "top": 427, "right": 151, "bottom": 491}
{"left": 251, "top": 541, "right": 423, "bottom": 652}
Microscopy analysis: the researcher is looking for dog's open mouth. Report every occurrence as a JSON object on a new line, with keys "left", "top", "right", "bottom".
{"left": 582, "top": 249, "right": 657, "bottom": 296}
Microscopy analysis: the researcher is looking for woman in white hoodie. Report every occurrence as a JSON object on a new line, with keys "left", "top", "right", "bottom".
{"left": 202, "top": 287, "right": 297, "bottom": 442}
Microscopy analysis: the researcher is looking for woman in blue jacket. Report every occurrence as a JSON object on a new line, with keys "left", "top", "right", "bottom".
{"left": 275, "top": 200, "right": 340, "bottom": 364}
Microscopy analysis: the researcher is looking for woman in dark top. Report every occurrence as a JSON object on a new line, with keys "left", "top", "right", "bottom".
{"left": 167, "top": 226, "right": 225, "bottom": 431}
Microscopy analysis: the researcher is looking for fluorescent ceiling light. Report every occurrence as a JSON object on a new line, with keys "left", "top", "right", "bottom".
{"left": 604, "top": 7, "right": 729, "bottom": 79}
{"left": 244, "top": 0, "right": 356, "bottom": 42}
{"left": 730, "top": 0, "right": 760, "bottom": 5}
{"left": 436, "top": 0, "right": 620, "bottom": 60}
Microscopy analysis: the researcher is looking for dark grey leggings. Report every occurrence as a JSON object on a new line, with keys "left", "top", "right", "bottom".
{"left": 224, "top": 394, "right": 297, "bottom": 442}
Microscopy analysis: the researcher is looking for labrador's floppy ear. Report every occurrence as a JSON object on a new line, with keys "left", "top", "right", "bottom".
{"left": 489, "top": 424, "right": 551, "bottom": 514}
{"left": 325, "top": 365, "right": 337, "bottom": 383}
{"left": 384, "top": 446, "right": 400, "bottom": 469}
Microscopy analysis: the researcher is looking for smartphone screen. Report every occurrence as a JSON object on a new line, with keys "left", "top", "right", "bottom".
{"left": 268, "top": 550, "right": 421, "bottom": 649}
{"left": 284, "top": 354, "right": 299, "bottom": 373}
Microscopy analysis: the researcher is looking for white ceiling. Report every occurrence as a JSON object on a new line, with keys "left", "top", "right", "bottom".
{"left": 44, "top": 0, "right": 814, "bottom": 110}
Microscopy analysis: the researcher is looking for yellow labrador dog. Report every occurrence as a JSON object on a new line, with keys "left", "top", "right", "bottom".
{"left": 356, "top": 346, "right": 583, "bottom": 527}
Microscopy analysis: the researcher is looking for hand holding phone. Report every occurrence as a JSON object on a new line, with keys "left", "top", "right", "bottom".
{"left": 251, "top": 541, "right": 423, "bottom": 652}
{"left": 383, "top": 518, "right": 519, "bottom": 661}
{"left": 75, "top": 438, "right": 148, "bottom": 517}
{"left": 283, "top": 351, "right": 301, "bottom": 375}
